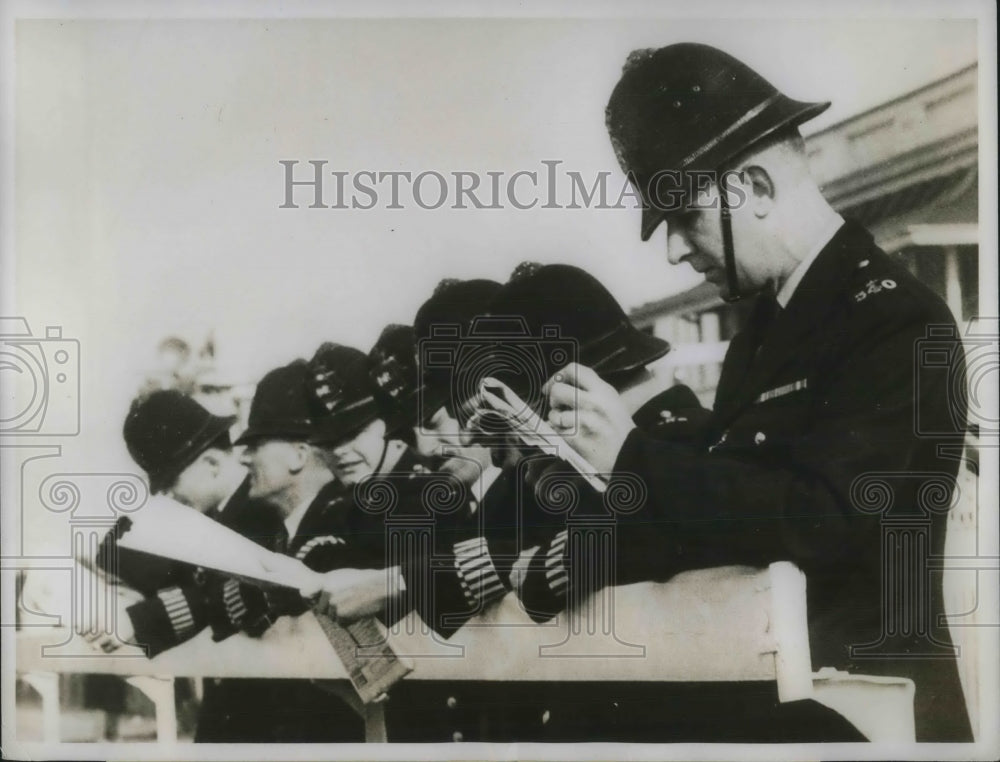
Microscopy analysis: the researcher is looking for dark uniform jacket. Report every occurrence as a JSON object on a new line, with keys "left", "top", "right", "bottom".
{"left": 341, "top": 448, "right": 553, "bottom": 742}
{"left": 97, "top": 478, "right": 303, "bottom": 742}
{"left": 205, "top": 476, "right": 387, "bottom": 743}
{"left": 518, "top": 221, "right": 972, "bottom": 741}
{"left": 97, "top": 477, "right": 284, "bottom": 657}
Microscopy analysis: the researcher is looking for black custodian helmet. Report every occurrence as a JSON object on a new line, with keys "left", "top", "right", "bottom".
{"left": 306, "top": 343, "right": 382, "bottom": 446}
{"left": 413, "top": 278, "right": 504, "bottom": 423}
{"left": 606, "top": 42, "right": 830, "bottom": 243}
{"left": 123, "top": 389, "right": 236, "bottom": 494}
{"left": 488, "top": 263, "right": 670, "bottom": 404}
{"left": 368, "top": 324, "right": 423, "bottom": 442}
{"left": 234, "top": 360, "right": 317, "bottom": 446}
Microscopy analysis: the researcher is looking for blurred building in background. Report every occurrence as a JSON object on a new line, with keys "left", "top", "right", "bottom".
{"left": 631, "top": 62, "right": 979, "bottom": 406}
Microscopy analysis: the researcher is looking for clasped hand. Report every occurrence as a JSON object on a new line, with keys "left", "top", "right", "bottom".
{"left": 544, "top": 363, "right": 635, "bottom": 475}
{"left": 299, "top": 566, "right": 406, "bottom": 624}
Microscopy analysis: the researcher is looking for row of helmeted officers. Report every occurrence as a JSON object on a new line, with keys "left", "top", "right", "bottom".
{"left": 96, "top": 42, "right": 972, "bottom": 743}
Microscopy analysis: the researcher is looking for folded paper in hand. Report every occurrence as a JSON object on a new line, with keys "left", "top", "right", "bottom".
{"left": 115, "top": 495, "right": 320, "bottom": 589}
{"left": 477, "top": 377, "right": 608, "bottom": 493}
{"left": 114, "top": 495, "right": 412, "bottom": 702}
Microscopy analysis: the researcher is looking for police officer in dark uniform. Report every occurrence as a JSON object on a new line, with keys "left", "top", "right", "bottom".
{"left": 221, "top": 358, "right": 372, "bottom": 742}
{"left": 293, "top": 341, "right": 439, "bottom": 594}
{"left": 307, "top": 284, "right": 556, "bottom": 742}
{"left": 368, "top": 315, "right": 556, "bottom": 743}
{"left": 99, "top": 389, "right": 288, "bottom": 742}
{"left": 366, "top": 322, "right": 484, "bottom": 633}
{"left": 480, "top": 263, "right": 783, "bottom": 742}
{"left": 529, "top": 42, "right": 971, "bottom": 741}
{"left": 297, "top": 336, "right": 511, "bottom": 743}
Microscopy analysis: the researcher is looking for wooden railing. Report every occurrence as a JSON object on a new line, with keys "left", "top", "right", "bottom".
{"left": 14, "top": 562, "right": 919, "bottom": 747}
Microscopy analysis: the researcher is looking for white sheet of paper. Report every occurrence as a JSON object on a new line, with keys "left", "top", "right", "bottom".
{"left": 115, "top": 495, "right": 321, "bottom": 590}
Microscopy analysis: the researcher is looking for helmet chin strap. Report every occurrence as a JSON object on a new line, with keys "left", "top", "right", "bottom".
{"left": 718, "top": 173, "right": 743, "bottom": 303}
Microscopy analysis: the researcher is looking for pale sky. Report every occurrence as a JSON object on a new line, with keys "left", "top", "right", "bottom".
{"left": 5, "top": 9, "right": 985, "bottom": 496}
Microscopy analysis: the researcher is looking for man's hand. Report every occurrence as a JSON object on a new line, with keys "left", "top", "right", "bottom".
{"left": 82, "top": 585, "right": 141, "bottom": 654}
{"left": 509, "top": 545, "right": 540, "bottom": 595}
{"left": 302, "top": 567, "right": 406, "bottom": 624}
{"left": 545, "top": 363, "right": 636, "bottom": 474}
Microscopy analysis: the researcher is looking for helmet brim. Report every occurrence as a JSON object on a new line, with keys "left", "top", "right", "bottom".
{"left": 638, "top": 98, "right": 831, "bottom": 242}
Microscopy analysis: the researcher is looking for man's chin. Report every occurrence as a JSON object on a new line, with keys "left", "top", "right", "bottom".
{"left": 704, "top": 271, "right": 734, "bottom": 299}
{"left": 334, "top": 466, "right": 371, "bottom": 486}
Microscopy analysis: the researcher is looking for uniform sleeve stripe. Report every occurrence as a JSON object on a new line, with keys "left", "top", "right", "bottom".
{"left": 295, "top": 535, "right": 347, "bottom": 560}
{"left": 468, "top": 579, "right": 504, "bottom": 599}
{"left": 157, "top": 587, "right": 196, "bottom": 639}
{"left": 454, "top": 546, "right": 490, "bottom": 563}
{"left": 545, "top": 554, "right": 565, "bottom": 569}
{"left": 223, "top": 580, "right": 242, "bottom": 605}
{"left": 454, "top": 570, "right": 477, "bottom": 606}
{"left": 453, "top": 545, "right": 504, "bottom": 607}
{"left": 462, "top": 566, "right": 500, "bottom": 584}
{"left": 225, "top": 596, "right": 248, "bottom": 625}
{"left": 456, "top": 559, "right": 499, "bottom": 587}
{"left": 456, "top": 556, "right": 492, "bottom": 574}
{"left": 222, "top": 579, "right": 248, "bottom": 626}
{"left": 549, "top": 573, "right": 568, "bottom": 593}
{"left": 468, "top": 581, "right": 506, "bottom": 606}
{"left": 478, "top": 584, "right": 507, "bottom": 603}
{"left": 454, "top": 536, "right": 488, "bottom": 553}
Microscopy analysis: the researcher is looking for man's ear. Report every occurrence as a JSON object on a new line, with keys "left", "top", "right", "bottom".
{"left": 288, "top": 442, "right": 310, "bottom": 475}
{"left": 743, "top": 164, "right": 775, "bottom": 219}
{"left": 201, "top": 449, "right": 224, "bottom": 477}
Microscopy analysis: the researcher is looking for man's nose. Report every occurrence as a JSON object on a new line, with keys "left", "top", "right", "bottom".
{"left": 666, "top": 225, "right": 692, "bottom": 265}
{"left": 331, "top": 440, "right": 353, "bottom": 457}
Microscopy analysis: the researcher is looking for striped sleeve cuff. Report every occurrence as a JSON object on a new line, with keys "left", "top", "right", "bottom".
{"left": 453, "top": 536, "right": 508, "bottom": 608}
{"left": 294, "top": 535, "right": 347, "bottom": 561}
{"left": 222, "top": 578, "right": 249, "bottom": 628}
{"left": 157, "top": 586, "right": 197, "bottom": 641}
{"left": 544, "top": 529, "right": 569, "bottom": 595}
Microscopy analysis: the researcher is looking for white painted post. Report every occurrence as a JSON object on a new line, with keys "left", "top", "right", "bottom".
{"left": 21, "top": 672, "right": 60, "bottom": 742}
{"left": 767, "top": 561, "right": 814, "bottom": 702}
{"left": 126, "top": 675, "right": 177, "bottom": 742}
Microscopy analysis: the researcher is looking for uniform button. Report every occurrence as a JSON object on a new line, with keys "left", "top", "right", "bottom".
{"left": 452, "top": 731, "right": 464, "bottom": 742}
{"left": 213, "top": 678, "right": 223, "bottom": 687}
{"left": 446, "top": 696, "right": 458, "bottom": 709}
{"left": 754, "top": 431, "right": 766, "bottom": 445}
